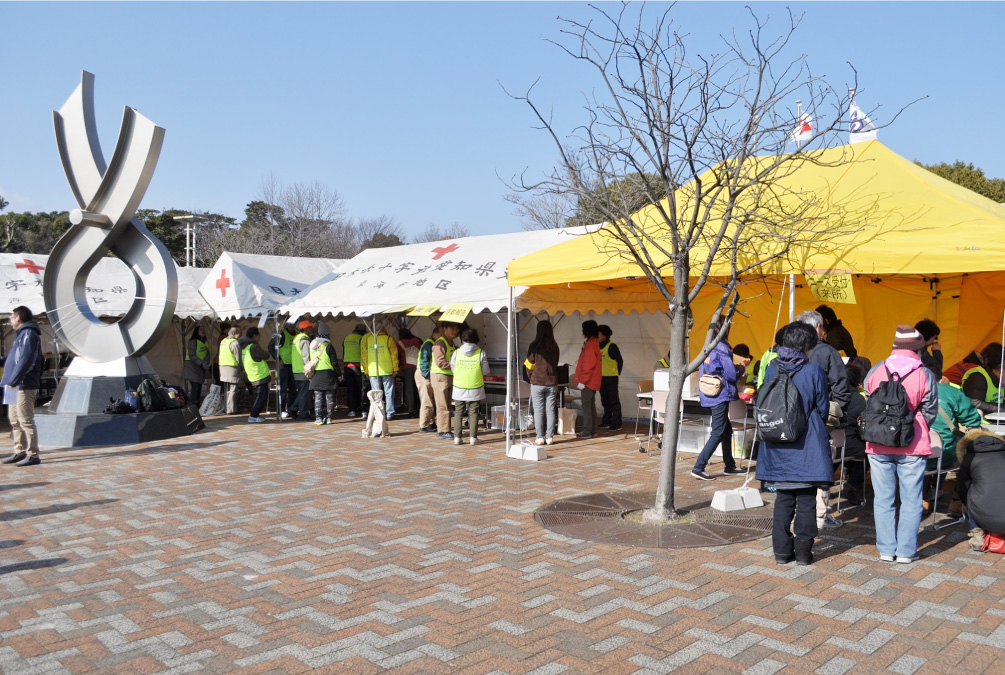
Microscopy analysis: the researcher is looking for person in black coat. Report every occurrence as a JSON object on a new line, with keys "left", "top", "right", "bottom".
{"left": 957, "top": 428, "right": 1005, "bottom": 549}
{"left": 755, "top": 322, "right": 833, "bottom": 566}
{"left": 838, "top": 364, "right": 868, "bottom": 506}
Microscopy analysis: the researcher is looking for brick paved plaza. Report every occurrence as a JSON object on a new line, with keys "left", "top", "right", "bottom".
{"left": 1, "top": 416, "right": 1003, "bottom": 674}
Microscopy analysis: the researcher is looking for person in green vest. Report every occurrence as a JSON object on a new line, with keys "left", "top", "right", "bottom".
{"left": 182, "top": 326, "right": 211, "bottom": 407}
{"left": 961, "top": 342, "right": 1004, "bottom": 414}
{"left": 361, "top": 324, "right": 400, "bottom": 420}
{"left": 239, "top": 327, "right": 273, "bottom": 423}
{"left": 288, "top": 318, "right": 316, "bottom": 421}
{"left": 342, "top": 323, "right": 368, "bottom": 418}
{"left": 597, "top": 325, "right": 624, "bottom": 431}
{"left": 218, "top": 326, "right": 244, "bottom": 414}
{"left": 755, "top": 327, "right": 788, "bottom": 390}
{"left": 450, "top": 328, "right": 489, "bottom": 446}
{"left": 309, "top": 323, "right": 343, "bottom": 425}
{"left": 432, "top": 322, "right": 462, "bottom": 439}
{"left": 416, "top": 325, "right": 441, "bottom": 433}
{"left": 273, "top": 322, "right": 297, "bottom": 419}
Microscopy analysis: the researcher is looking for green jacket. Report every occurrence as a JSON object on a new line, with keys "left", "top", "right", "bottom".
{"left": 930, "top": 382, "right": 983, "bottom": 469}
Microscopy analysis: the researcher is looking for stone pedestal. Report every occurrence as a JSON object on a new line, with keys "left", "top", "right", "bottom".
{"left": 35, "top": 356, "right": 205, "bottom": 448}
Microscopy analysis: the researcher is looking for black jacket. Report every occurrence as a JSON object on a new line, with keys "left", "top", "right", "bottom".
{"left": 0, "top": 321, "right": 43, "bottom": 389}
{"left": 809, "top": 338, "right": 851, "bottom": 411}
{"left": 957, "top": 428, "right": 1005, "bottom": 533}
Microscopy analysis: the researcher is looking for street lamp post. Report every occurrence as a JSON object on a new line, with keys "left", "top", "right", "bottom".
{"left": 173, "top": 214, "right": 202, "bottom": 267}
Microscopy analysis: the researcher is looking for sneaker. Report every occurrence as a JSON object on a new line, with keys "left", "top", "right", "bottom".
{"left": 281, "top": 411, "right": 290, "bottom": 419}
{"left": 323, "top": 417, "right": 330, "bottom": 425}
{"left": 723, "top": 467, "right": 745, "bottom": 475}
{"left": 420, "top": 425, "right": 438, "bottom": 433}
{"left": 545, "top": 438, "right": 554, "bottom": 445}
{"left": 838, "top": 489, "right": 863, "bottom": 506}
{"left": 895, "top": 555, "right": 918, "bottom": 564}
{"left": 454, "top": 437, "right": 462, "bottom": 446}
{"left": 819, "top": 515, "right": 843, "bottom": 530}
{"left": 437, "top": 432, "right": 455, "bottom": 441}
{"left": 691, "top": 469, "right": 715, "bottom": 481}
{"left": 576, "top": 432, "right": 596, "bottom": 439}
{"left": 608, "top": 425, "right": 622, "bottom": 432}
{"left": 347, "top": 411, "right": 359, "bottom": 419}
{"left": 248, "top": 416, "right": 264, "bottom": 424}
{"left": 534, "top": 438, "right": 545, "bottom": 446}
{"left": 879, "top": 554, "right": 896, "bottom": 563}
{"left": 469, "top": 437, "right": 478, "bottom": 446}
{"left": 314, "top": 418, "right": 325, "bottom": 426}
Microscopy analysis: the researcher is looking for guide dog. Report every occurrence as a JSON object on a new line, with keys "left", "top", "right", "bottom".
{"left": 362, "top": 389, "right": 389, "bottom": 438}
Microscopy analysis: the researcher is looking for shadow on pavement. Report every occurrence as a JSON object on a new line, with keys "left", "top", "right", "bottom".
{"left": 51, "top": 440, "right": 234, "bottom": 463}
{"left": 0, "top": 558, "right": 69, "bottom": 575}
{"left": 0, "top": 482, "right": 51, "bottom": 491}
{"left": 0, "top": 498, "right": 118, "bottom": 522}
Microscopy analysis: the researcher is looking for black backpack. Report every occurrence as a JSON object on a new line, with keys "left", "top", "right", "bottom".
{"left": 754, "top": 366, "right": 807, "bottom": 443}
{"left": 859, "top": 365, "right": 919, "bottom": 447}
{"left": 137, "top": 378, "right": 164, "bottom": 412}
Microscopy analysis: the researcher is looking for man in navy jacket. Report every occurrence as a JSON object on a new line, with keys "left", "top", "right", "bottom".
{"left": 1, "top": 306, "right": 44, "bottom": 467}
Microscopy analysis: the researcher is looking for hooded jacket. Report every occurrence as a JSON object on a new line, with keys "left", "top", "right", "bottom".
{"left": 698, "top": 340, "right": 742, "bottom": 408}
{"left": 864, "top": 350, "right": 938, "bottom": 457}
{"left": 450, "top": 342, "right": 489, "bottom": 401}
{"left": 574, "top": 336, "right": 602, "bottom": 392}
{"left": 956, "top": 428, "right": 1005, "bottom": 533}
{"left": 809, "top": 338, "right": 851, "bottom": 411}
{"left": 754, "top": 347, "right": 833, "bottom": 484}
{"left": 307, "top": 336, "right": 342, "bottom": 391}
{"left": 0, "top": 321, "right": 43, "bottom": 390}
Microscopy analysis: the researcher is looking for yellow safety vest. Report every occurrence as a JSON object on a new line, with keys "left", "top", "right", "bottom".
{"left": 242, "top": 343, "right": 270, "bottom": 382}
{"left": 365, "top": 334, "right": 394, "bottom": 376}
{"left": 219, "top": 337, "right": 239, "bottom": 367}
{"left": 278, "top": 328, "right": 294, "bottom": 364}
{"left": 600, "top": 342, "right": 619, "bottom": 376}
{"left": 962, "top": 366, "right": 1004, "bottom": 403}
{"left": 186, "top": 338, "right": 208, "bottom": 362}
{"left": 343, "top": 333, "right": 363, "bottom": 363}
{"left": 756, "top": 350, "right": 778, "bottom": 389}
{"left": 290, "top": 333, "right": 309, "bottom": 374}
{"left": 430, "top": 336, "right": 455, "bottom": 376}
{"left": 310, "top": 342, "right": 335, "bottom": 372}
{"left": 453, "top": 348, "right": 484, "bottom": 390}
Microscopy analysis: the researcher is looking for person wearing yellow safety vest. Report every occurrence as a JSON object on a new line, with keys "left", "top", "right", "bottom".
{"left": 450, "top": 328, "right": 489, "bottom": 446}
{"left": 961, "top": 343, "right": 1005, "bottom": 415}
{"left": 431, "top": 322, "right": 462, "bottom": 439}
{"left": 182, "top": 326, "right": 211, "bottom": 407}
{"left": 239, "top": 327, "right": 273, "bottom": 423}
{"left": 343, "top": 323, "right": 368, "bottom": 418}
{"left": 288, "top": 318, "right": 316, "bottom": 421}
{"left": 415, "top": 326, "right": 441, "bottom": 433}
{"left": 597, "top": 325, "right": 624, "bottom": 432}
{"left": 218, "top": 326, "right": 244, "bottom": 414}
{"left": 272, "top": 323, "right": 297, "bottom": 419}
{"left": 309, "top": 323, "right": 343, "bottom": 425}
{"left": 361, "top": 325, "right": 401, "bottom": 419}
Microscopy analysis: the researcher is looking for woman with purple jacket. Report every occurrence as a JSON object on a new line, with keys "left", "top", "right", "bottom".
{"left": 692, "top": 323, "right": 746, "bottom": 480}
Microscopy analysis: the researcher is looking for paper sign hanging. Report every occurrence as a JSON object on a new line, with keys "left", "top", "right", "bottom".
{"left": 407, "top": 304, "right": 442, "bottom": 317}
{"left": 804, "top": 273, "right": 857, "bottom": 304}
{"left": 384, "top": 305, "right": 414, "bottom": 314}
{"left": 439, "top": 303, "right": 473, "bottom": 323}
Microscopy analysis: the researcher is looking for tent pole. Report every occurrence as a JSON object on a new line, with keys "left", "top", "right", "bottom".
{"left": 505, "top": 287, "right": 514, "bottom": 455}
{"left": 788, "top": 274, "right": 796, "bottom": 322}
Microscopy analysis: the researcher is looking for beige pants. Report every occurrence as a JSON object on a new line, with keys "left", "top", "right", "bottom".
{"left": 8, "top": 388, "right": 39, "bottom": 457}
{"left": 431, "top": 373, "right": 452, "bottom": 433}
{"left": 816, "top": 487, "right": 830, "bottom": 519}
{"left": 415, "top": 370, "right": 435, "bottom": 429}
{"left": 225, "top": 383, "right": 240, "bottom": 414}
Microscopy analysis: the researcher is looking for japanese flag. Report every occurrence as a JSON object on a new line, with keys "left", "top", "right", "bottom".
{"left": 790, "top": 112, "right": 813, "bottom": 143}
{"left": 849, "top": 98, "right": 878, "bottom": 144}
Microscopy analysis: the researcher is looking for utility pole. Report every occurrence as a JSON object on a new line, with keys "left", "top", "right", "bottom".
{"left": 173, "top": 214, "right": 203, "bottom": 267}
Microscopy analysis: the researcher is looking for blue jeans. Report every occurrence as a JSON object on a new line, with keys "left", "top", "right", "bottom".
{"left": 531, "top": 384, "right": 556, "bottom": 440}
{"left": 869, "top": 453, "right": 926, "bottom": 559}
{"left": 694, "top": 402, "right": 736, "bottom": 472}
{"left": 369, "top": 375, "right": 395, "bottom": 418}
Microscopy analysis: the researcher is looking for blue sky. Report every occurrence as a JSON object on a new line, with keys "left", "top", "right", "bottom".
{"left": 2, "top": 2, "right": 1003, "bottom": 238}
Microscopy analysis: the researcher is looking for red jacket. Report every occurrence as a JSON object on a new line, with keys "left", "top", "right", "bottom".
{"left": 575, "top": 337, "right": 603, "bottom": 391}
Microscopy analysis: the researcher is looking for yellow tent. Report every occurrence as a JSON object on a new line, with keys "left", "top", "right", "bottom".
{"left": 508, "top": 141, "right": 1005, "bottom": 366}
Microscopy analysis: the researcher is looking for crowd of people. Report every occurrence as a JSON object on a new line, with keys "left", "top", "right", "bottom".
{"left": 699, "top": 304, "right": 1005, "bottom": 564}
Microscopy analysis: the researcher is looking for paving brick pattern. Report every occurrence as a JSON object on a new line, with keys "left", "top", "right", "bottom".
{"left": 0, "top": 415, "right": 1002, "bottom": 673}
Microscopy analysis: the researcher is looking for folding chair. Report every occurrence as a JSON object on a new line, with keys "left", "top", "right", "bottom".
{"left": 634, "top": 379, "right": 655, "bottom": 437}
{"left": 831, "top": 428, "right": 853, "bottom": 514}
{"left": 924, "top": 431, "right": 964, "bottom": 531}
{"left": 644, "top": 390, "right": 669, "bottom": 455}
{"left": 728, "top": 399, "right": 757, "bottom": 470}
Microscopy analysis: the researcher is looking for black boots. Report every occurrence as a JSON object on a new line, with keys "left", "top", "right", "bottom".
{"left": 794, "top": 538, "right": 814, "bottom": 566}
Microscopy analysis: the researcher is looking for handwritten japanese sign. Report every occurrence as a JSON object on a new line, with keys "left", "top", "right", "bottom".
{"left": 407, "top": 305, "right": 442, "bottom": 317}
{"left": 804, "top": 273, "right": 856, "bottom": 305}
{"left": 440, "top": 303, "right": 473, "bottom": 323}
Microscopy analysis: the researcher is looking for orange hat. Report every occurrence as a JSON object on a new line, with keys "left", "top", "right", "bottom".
{"left": 297, "top": 319, "right": 316, "bottom": 331}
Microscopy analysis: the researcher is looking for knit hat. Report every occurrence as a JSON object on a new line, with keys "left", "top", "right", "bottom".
{"left": 317, "top": 323, "right": 331, "bottom": 338}
{"left": 892, "top": 325, "right": 925, "bottom": 351}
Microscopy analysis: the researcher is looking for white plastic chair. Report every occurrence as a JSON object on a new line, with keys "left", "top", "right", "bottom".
{"left": 645, "top": 390, "right": 669, "bottom": 455}
{"left": 634, "top": 379, "right": 655, "bottom": 438}
{"left": 924, "top": 430, "right": 964, "bottom": 531}
{"left": 728, "top": 399, "right": 756, "bottom": 470}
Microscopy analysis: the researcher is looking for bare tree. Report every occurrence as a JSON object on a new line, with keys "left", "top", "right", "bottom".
{"left": 356, "top": 214, "right": 406, "bottom": 249}
{"left": 510, "top": 4, "right": 903, "bottom": 521}
{"left": 505, "top": 191, "right": 574, "bottom": 230}
{"left": 413, "top": 221, "right": 472, "bottom": 242}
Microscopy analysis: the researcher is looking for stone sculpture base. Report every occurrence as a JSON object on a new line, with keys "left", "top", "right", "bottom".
{"left": 35, "top": 356, "right": 205, "bottom": 448}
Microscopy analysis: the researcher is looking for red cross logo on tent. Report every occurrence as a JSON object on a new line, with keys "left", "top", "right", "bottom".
{"left": 431, "top": 243, "right": 459, "bottom": 260}
{"left": 216, "top": 269, "right": 231, "bottom": 297}
{"left": 15, "top": 259, "right": 45, "bottom": 275}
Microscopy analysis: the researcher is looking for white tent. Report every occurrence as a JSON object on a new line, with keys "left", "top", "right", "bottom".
{"left": 175, "top": 267, "right": 213, "bottom": 320}
{"left": 278, "top": 227, "right": 595, "bottom": 318}
{"left": 200, "top": 251, "right": 346, "bottom": 320}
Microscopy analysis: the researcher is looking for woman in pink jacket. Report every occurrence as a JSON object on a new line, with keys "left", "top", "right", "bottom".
{"left": 575, "top": 320, "right": 603, "bottom": 438}
{"left": 864, "top": 326, "right": 939, "bottom": 564}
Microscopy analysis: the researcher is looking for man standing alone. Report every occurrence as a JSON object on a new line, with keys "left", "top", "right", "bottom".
{"left": 1, "top": 306, "right": 43, "bottom": 466}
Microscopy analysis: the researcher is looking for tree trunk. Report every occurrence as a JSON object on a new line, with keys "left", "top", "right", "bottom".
{"left": 643, "top": 279, "right": 691, "bottom": 522}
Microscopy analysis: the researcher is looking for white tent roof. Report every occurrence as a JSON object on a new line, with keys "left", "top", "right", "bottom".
{"left": 200, "top": 251, "right": 346, "bottom": 320}
{"left": 279, "top": 227, "right": 596, "bottom": 317}
{"left": 0, "top": 253, "right": 214, "bottom": 319}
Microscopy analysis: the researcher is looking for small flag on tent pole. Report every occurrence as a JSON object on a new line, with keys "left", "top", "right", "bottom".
{"left": 790, "top": 112, "right": 813, "bottom": 144}
{"left": 849, "top": 93, "right": 878, "bottom": 144}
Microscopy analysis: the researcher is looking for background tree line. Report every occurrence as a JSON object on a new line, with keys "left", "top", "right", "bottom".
{"left": 0, "top": 178, "right": 470, "bottom": 266}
